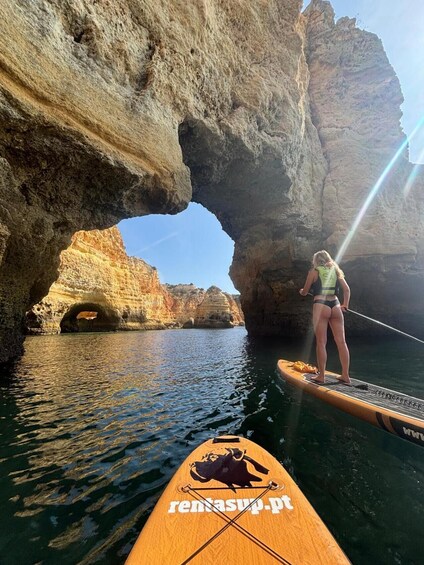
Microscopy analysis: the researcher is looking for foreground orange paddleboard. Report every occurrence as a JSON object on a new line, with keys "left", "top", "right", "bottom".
{"left": 126, "top": 435, "right": 349, "bottom": 564}
{"left": 277, "top": 359, "right": 424, "bottom": 447}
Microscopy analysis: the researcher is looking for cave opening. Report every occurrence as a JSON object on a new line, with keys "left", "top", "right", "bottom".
{"left": 118, "top": 202, "right": 237, "bottom": 296}
{"left": 60, "top": 303, "right": 119, "bottom": 333}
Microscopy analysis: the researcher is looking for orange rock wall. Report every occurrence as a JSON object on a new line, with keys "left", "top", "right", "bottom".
{"left": 27, "top": 228, "right": 244, "bottom": 333}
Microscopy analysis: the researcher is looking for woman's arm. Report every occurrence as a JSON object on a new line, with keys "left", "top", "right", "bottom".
{"left": 339, "top": 278, "right": 350, "bottom": 310}
{"left": 299, "top": 269, "right": 317, "bottom": 296}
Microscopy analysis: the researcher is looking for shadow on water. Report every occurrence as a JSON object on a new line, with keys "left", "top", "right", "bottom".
{"left": 0, "top": 328, "right": 423, "bottom": 564}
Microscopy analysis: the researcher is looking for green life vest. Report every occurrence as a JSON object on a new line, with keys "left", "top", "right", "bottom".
{"left": 314, "top": 265, "right": 338, "bottom": 295}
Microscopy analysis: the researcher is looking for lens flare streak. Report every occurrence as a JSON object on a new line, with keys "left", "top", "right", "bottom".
{"left": 336, "top": 116, "right": 424, "bottom": 263}
{"left": 403, "top": 146, "right": 424, "bottom": 198}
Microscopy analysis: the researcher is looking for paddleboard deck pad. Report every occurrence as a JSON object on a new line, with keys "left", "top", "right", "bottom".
{"left": 126, "top": 435, "right": 349, "bottom": 564}
{"left": 277, "top": 360, "right": 424, "bottom": 447}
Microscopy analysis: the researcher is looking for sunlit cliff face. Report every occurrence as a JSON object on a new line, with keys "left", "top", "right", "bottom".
{"left": 25, "top": 227, "right": 245, "bottom": 334}
{"left": 1, "top": 0, "right": 424, "bottom": 362}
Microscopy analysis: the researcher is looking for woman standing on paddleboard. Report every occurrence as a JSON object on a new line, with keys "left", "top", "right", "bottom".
{"left": 299, "top": 250, "right": 351, "bottom": 385}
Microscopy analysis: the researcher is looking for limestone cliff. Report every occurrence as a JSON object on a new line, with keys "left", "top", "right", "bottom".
{"left": 26, "top": 227, "right": 175, "bottom": 333}
{"left": 1, "top": 0, "right": 325, "bottom": 361}
{"left": 233, "top": 0, "right": 424, "bottom": 338}
{"left": 1, "top": 0, "right": 423, "bottom": 362}
{"left": 303, "top": 0, "right": 424, "bottom": 336}
{"left": 194, "top": 286, "right": 239, "bottom": 329}
{"left": 26, "top": 227, "right": 244, "bottom": 333}
{"left": 165, "top": 284, "right": 244, "bottom": 329}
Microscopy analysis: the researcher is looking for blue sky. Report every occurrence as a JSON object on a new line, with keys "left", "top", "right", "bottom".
{"left": 119, "top": 1, "right": 424, "bottom": 294}
{"left": 119, "top": 203, "right": 237, "bottom": 292}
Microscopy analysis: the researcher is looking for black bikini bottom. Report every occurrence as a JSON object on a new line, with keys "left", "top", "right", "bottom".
{"left": 313, "top": 298, "right": 340, "bottom": 309}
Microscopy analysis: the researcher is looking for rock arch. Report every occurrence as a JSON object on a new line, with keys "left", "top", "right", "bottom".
{"left": 1, "top": 0, "right": 423, "bottom": 363}
{"left": 60, "top": 303, "right": 120, "bottom": 333}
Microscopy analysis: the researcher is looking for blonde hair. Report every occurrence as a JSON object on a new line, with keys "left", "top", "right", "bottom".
{"left": 312, "top": 250, "right": 344, "bottom": 278}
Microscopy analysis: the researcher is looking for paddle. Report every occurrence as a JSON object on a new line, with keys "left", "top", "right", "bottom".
{"left": 345, "top": 308, "right": 424, "bottom": 345}
{"left": 305, "top": 292, "right": 424, "bottom": 345}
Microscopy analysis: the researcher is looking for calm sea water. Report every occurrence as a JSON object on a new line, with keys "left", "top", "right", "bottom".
{"left": 0, "top": 328, "right": 423, "bottom": 565}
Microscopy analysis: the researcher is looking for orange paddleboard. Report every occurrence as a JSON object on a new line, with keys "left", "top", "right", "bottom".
{"left": 126, "top": 435, "right": 349, "bottom": 564}
{"left": 277, "top": 359, "right": 424, "bottom": 447}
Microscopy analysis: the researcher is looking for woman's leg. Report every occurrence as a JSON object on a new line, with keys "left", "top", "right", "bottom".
{"left": 329, "top": 307, "right": 350, "bottom": 383}
{"left": 312, "top": 304, "right": 331, "bottom": 382}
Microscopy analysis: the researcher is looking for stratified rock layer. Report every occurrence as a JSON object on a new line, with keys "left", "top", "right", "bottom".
{"left": 26, "top": 227, "right": 244, "bottom": 333}
{"left": 165, "top": 284, "right": 244, "bottom": 329}
{"left": 1, "top": 0, "right": 423, "bottom": 361}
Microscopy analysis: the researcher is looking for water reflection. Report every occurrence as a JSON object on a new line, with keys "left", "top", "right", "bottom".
{"left": 0, "top": 329, "right": 423, "bottom": 564}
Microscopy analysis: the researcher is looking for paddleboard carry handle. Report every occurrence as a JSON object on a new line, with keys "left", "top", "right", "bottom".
{"left": 213, "top": 436, "right": 241, "bottom": 443}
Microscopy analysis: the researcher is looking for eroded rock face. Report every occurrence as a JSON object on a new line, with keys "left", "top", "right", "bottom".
{"left": 1, "top": 0, "right": 323, "bottom": 361}
{"left": 25, "top": 226, "right": 173, "bottom": 332}
{"left": 26, "top": 227, "right": 244, "bottom": 333}
{"left": 1, "top": 0, "right": 423, "bottom": 361}
{"left": 165, "top": 284, "right": 244, "bottom": 329}
{"left": 303, "top": 0, "right": 424, "bottom": 337}
{"left": 233, "top": 0, "right": 424, "bottom": 338}
{"left": 192, "top": 286, "right": 241, "bottom": 329}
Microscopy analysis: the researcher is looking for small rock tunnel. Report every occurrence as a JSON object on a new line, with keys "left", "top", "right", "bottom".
{"left": 60, "top": 303, "right": 120, "bottom": 333}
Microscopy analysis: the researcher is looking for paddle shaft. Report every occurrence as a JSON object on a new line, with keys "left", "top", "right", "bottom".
{"left": 305, "top": 291, "right": 424, "bottom": 345}
{"left": 346, "top": 308, "right": 424, "bottom": 345}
